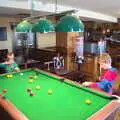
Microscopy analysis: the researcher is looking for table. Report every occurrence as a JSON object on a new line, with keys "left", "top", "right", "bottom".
{"left": 44, "top": 61, "right": 53, "bottom": 70}
{"left": 63, "top": 71, "right": 85, "bottom": 83}
{"left": 0, "top": 69, "right": 120, "bottom": 120}
{"left": 54, "top": 68, "right": 70, "bottom": 76}
{"left": 19, "top": 59, "right": 40, "bottom": 69}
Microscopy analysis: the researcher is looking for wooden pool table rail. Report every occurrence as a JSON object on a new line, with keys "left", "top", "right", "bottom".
{"left": 0, "top": 95, "right": 28, "bottom": 120}
{"left": 0, "top": 69, "right": 120, "bottom": 120}
{"left": 88, "top": 100, "right": 120, "bottom": 120}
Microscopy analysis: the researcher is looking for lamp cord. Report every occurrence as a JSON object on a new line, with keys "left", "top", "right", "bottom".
{"left": 31, "top": 0, "right": 35, "bottom": 17}
{"left": 55, "top": 0, "right": 58, "bottom": 13}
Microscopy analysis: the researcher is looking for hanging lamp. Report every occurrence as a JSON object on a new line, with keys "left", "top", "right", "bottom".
{"left": 16, "top": 20, "right": 32, "bottom": 32}
{"left": 56, "top": 15, "right": 84, "bottom": 32}
{"left": 32, "top": 18, "right": 55, "bottom": 33}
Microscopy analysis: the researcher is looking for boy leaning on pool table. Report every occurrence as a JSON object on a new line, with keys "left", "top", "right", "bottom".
{"left": 0, "top": 52, "right": 20, "bottom": 73}
{"left": 82, "top": 53, "right": 118, "bottom": 94}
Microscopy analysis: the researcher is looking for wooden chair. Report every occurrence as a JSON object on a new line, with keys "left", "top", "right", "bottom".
{"left": 0, "top": 49, "right": 8, "bottom": 62}
{"left": 114, "top": 48, "right": 120, "bottom": 68}
{"left": 113, "top": 70, "right": 120, "bottom": 96}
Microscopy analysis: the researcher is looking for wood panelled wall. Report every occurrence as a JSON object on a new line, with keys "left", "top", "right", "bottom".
{"left": 56, "top": 32, "right": 83, "bottom": 71}
{"left": 83, "top": 21, "right": 120, "bottom": 31}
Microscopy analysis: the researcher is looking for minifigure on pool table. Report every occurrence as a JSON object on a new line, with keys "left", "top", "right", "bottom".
{"left": 0, "top": 52, "right": 20, "bottom": 73}
{"left": 82, "top": 53, "right": 118, "bottom": 94}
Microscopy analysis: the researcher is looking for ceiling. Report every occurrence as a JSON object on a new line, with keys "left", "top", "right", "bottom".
{"left": 0, "top": 7, "right": 49, "bottom": 18}
{"left": 27, "top": 0, "right": 120, "bottom": 18}
{"left": 0, "top": 0, "right": 120, "bottom": 21}
{"left": 56, "top": 0, "right": 120, "bottom": 18}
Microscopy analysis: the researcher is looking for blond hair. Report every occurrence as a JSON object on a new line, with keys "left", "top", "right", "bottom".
{"left": 7, "top": 52, "right": 14, "bottom": 56}
{"left": 99, "top": 53, "right": 112, "bottom": 65}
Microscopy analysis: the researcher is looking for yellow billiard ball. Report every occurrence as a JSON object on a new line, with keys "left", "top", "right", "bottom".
{"left": 34, "top": 76, "right": 38, "bottom": 79}
{"left": 9, "top": 74, "right": 13, "bottom": 78}
{"left": 28, "top": 79, "right": 33, "bottom": 83}
{"left": 6, "top": 75, "right": 10, "bottom": 78}
{"left": 35, "top": 85, "right": 40, "bottom": 90}
{"left": 48, "top": 89, "right": 52, "bottom": 94}
{"left": 85, "top": 99, "right": 91, "bottom": 105}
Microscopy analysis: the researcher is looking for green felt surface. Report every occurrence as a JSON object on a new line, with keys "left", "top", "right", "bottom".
{"left": 0, "top": 69, "right": 112, "bottom": 120}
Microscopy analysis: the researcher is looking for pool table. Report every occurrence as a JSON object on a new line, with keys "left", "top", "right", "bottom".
{"left": 0, "top": 69, "right": 120, "bottom": 120}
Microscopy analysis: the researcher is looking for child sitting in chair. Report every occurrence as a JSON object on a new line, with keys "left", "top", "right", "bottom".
{"left": 53, "top": 53, "right": 64, "bottom": 69}
{"left": 82, "top": 53, "right": 118, "bottom": 94}
{"left": 0, "top": 52, "right": 20, "bottom": 73}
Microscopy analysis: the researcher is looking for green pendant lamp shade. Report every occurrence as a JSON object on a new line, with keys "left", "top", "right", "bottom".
{"left": 56, "top": 15, "right": 84, "bottom": 32}
{"left": 32, "top": 19, "right": 55, "bottom": 33}
{"left": 16, "top": 20, "right": 32, "bottom": 32}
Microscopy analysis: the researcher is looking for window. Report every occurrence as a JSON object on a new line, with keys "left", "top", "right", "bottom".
{"left": 0, "top": 27, "right": 7, "bottom": 41}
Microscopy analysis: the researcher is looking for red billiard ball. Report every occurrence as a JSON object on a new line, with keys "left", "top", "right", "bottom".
{"left": 29, "top": 76, "right": 33, "bottom": 79}
{"left": 27, "top": 88, "right": 31, "bottom": 92}
{"left": 30, "top": 92, "right": 34, "bottom": 96}
{"left": 2, "top": 89, "right": 7, "bottom": 93}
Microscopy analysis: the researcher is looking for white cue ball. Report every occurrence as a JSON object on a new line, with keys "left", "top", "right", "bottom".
{"left": 20, "top": 73, "right": 23, "bottom": 76}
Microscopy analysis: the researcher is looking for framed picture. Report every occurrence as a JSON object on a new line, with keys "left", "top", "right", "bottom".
{"left": 0, "top": 27, "right": 7, "bottom": 41}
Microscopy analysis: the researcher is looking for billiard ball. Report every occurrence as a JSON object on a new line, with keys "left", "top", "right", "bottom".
{"left": 35, "top": 85, "right": 40, "bottom": 90}
{"left": 48, "top": 89, "right": 52, "bottom": 94}
{"left": 30, "top": 92, "right": 34, "bottom": 96}
{"left": 29, "top": 76, "right": 33, "bottom": 79}
{"left": 28, "top": 79, "right": 33, "bottom": 83}
{"left": 27, "top": 88, "right": 31, "bottom": 92}
{"left": 85, "top": 99, "right": 91, "bottom": 104}
{"left": 9, "top": 74, "right": 13, "bottom": 78}
{"left": 6, "top": 75, "right": 10, "bottom": 78}
{"left": 20, "top": 73, "right": 23, "bottom": 76}
{"left": 2, "top": 89, "right": 7, "bottom": 93}
{"left": 34, "top": 76, "right": 38, "bottom": 79}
